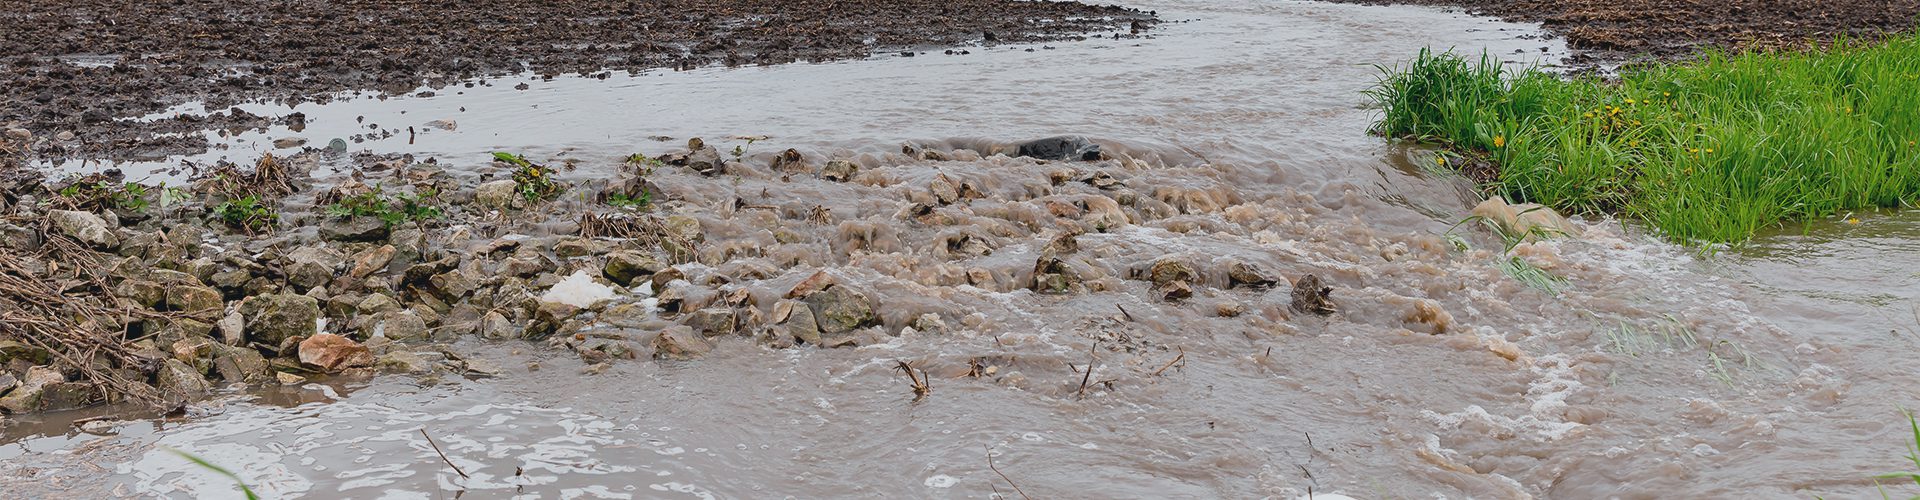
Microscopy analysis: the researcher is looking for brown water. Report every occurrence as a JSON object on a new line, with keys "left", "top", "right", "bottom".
{"left": 8, "top": 1, "right": 1920, "bottom": 498}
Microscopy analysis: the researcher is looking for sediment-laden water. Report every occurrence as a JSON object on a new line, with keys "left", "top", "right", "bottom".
{"left": 5, "top": 1, "right": 1917, "bottom": 498}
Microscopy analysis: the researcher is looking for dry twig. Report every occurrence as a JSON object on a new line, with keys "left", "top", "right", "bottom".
{"left": 420, "top": 428, "right": 470, "bottom": 479}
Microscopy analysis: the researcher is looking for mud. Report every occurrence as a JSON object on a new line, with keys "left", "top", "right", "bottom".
{"left": 1321, "top": 0, "right": 1920, "bottom": 62}
{"left": 0, "top": 0, "right": 1154, "bottom": 163}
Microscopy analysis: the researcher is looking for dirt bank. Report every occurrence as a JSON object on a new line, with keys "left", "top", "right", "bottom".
{"left": 1322, "top": 0, "right": 1920, "bottom": 62}
{"left": 0, "top": 0, "right": 1154, "bottom": 163}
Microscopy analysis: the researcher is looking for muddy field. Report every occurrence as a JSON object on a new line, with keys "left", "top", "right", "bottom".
{"left": 0, "top": 0, "right": 1154, "bottom": 162}
{"left": 1323, "top": 0, "right": 1920, "bottom": 62}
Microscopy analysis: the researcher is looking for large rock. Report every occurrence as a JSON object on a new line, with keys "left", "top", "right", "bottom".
{"left": 318, "top": 217, "right": 389, "bottom": 242}
{"left": 157, "top": 358, "right": 213, "bottom": 398}
{"left": 652, "top": 326, "right": 712, "bottom": 360}
{"left": 210, "top": 344, "right": 269, "bottom": 384}
{"left": 602, "top": 251, "right": 663, "bottom": 287}
{"left": 241, "top": 293, "right": 320, "bottom": 345}
{"left": 49, "top": 210, "right": 119, "bottom": 248}
{"left": 377, "top": 351, "right": 436, "bottom": 374}
{"left": 166, "top": 285, "right": 225, "bottom": 316}
{"left": 0, "top": 366, "right": 64, "bottom": 413}
{"left": 474, "top": 180, "right": 520, "bottom": 210}
{"left": 298, "top": 333, "right": 373, "bottom": 372}
{"left": 348, "top": 245, "right": 397, "bottom": 279}
{"left": 377, "top": 311, "right": 430, "bottom": 342}
{"left": 1471, "top": 196, "right": 1580, "bottom": 240}
{"left": 1014, "top": 135, "right": 1102, "bottom": 161}
{"left": 116, "top": 280, "right": 166, "bottom": 308}
{"left": 803, "top": 286, "right": 875, "bottom": 334}
{"left": 820, "top": 160, "right": 858, "bottom": 182}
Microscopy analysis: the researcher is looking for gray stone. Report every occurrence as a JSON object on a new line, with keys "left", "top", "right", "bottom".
{"left": 821, "top": 160, "right": 858, "bottom": 182}
{"left": 803, "top": 286, "right": 876, "bottom": 334}
{"left": 272, "top": 137, "right": 308, "bottom": 149}
{"left": 241, "top": 293, "right": 320, "bottom": 345}
{"left": 378, "top": 311, "right": 430, "bottom": 342}
{"left": 210, "top": 344, "right": 269, "bottom": 384}
{"left": 652, "top": 326, "right": 711, "bottom": 360}
{"left": 49, "top": 210, "right": 119, "bottom": 248}
{"left": 357, "top": 293, "right": 402, "bottom": 315}
{"left": 319, "top": 217, "right": 389, "bottom": 242}
{"left": 377, "top": 351, "right": 436, "bottom": 374}
{"left": 474, "top": 180, "right": 520, "bottom": 210}
{"left": 166, "top": 285, "right": 224, "bottom": 316}
{"left": 158, "top": 358, "right": 213, "bottom": 399}
{"left": 602, "top": 251, "right": 662, "bottom": 286}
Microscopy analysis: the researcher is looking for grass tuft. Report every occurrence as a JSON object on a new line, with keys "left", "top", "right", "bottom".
{"left": 1369, "top": 35, "right": 1920, "bottom": 243}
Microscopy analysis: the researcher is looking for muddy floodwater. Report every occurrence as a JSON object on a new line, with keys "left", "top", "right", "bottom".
{"left": 6, "top": 0, "right": 1919, "bottom": 498}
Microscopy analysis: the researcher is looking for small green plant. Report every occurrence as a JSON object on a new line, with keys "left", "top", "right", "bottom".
{"left": 606, "top": 191, "right": 652, "bottom": 210}
{"left": 730, "top": 138, "right": 758, "bottom": 162}
{"left": 213, "top": 195, "right": 277, "bottom": 233}
{"left": 53, "top": 180, "right": 156, "bottom": 212}
{"left": 163, "top": 447, "right": 260, "bottom": 500}
{"left": 1880, "top": 409, "right": 1920, "bottom": 498}
{"left": 494, "top": 152, "right": 563, "bottom": 203}
{"left": 1444, "top": 213, "right": 1570, "bottom": 295}
{"left": 325, "top": 185, "right": 443, "bottom": 227}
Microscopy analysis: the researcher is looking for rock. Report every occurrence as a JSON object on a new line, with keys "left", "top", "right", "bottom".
{"left": 775, "top": 300, "right": 823, "bottom": 345}
{"left": 425, "top": 119, "right": 457, "bottom": 131}
{"left": 553, "top": 237, "right": 602, "bottom": 258}
{"left": 785, "top": 270, "right": 837, "bottom": 299}
{"left": 930, "top": 175, "right": 960, "bottom": 205}
{"left": 652, "top": 326, "right": 712, "bottom": 360}
{"left": 3, "top": 128, "right": 30, "bottom": 141}
{"left": 1227, "top": 261, "right": 1279, "bottom": 288}
{"left": 377, "top": 351, "right": 435, "bottom": 374}
{"left": 602, "top": 251, "right": 663, "bottom": 286}
{"left": 377, "top": 311, "right": 430, "bottom": 342}
{"left": 348, "top": 245, "right": 397, "bottom": 279}
{"left": 821, "top": 160, "right": 858, "bottom": 182}
{"left": 166, "top": 284, "right": 224, "bottom": 316}
{"left": 210, "top": 269, "right": 252, "bottom": 294}
{"left": 1015, "top": 135, "right": 1102, "bottom": 161}
{"left": 217, "top": 312, "right": 246, "bottom": 345}
{"left": 1289, "top": 274, "right": 1336, "bottom": 315}
{"left": 462, "top": 357, "right": 505, "bottom": 378}
{"left": 48, "top": 210, "right": 119, "bottom": 248}
{"left": 770, "top": 148, "right": 808, "bottom": 173}
{"left": 1082, "top": 196, "right": 1129, "bottom": 229}
{"left": 298, "top": 333, "right": 373, "bottom": 372}
{"left": 0, "top": 373, "right": 15, "bottom": 395}
{"left": 0, "top": 367, "right": 95, "bottom": 413}
{"left": 1157, "top": 280, "right": 1193, "bottom": 301}
{"left": 1147, "top": 258, "right": 1196, "bottom": 288}
{"left": 357, "top": 294, "right": 402, "bottom": 315}
{"left": 685, "top": 145, "right": 723, "bottom": 176}
{"left": 319, "top": 217, "right": 389, "bottom": 242}
{"left": 685, "top": 307, "right": 737, "bottom": 337}
{"left": 242, "top": 293, "right": 320, "bottom": 345}
{"left": 478, "top": 311, "right": 512, "bottom": 339}
{"left": 475, "top": 179, "right": 521, "bottom": 210}
{"left": 210, "top": 344, "right": 269, "bottom": 384}
{"left": 0, "top": 340, "right": 51, "bottom": 365}
{"left": 54, "top": 131, "right": 76, "bottom": 142}
{"left": 287, "top": 245, "right": 345, "bottom": 269}
{"left": 116, "top": 280, "right": 166, "bottom": 308}
{"left": 157, "top": 358, "right": 212, "bottom": 399}
{"left": 803, "top": 286, "right": 876, "bottom": 334}
{"left": 272, "top": 137, "right": 308, "bottom": 149}
{"left": 276, "top": 372, "right": 306, "bottom": 385}
{"left": 429, "top": 269, "right": 481, "bottom": 301}
{"left": 1471, "top": 197, "right": 1580, "bottom": 240}
{"left": 911, "top": 313, "right": 947, "bottom": 334}
{"left": 663, "top": 215, "right": 703, "bottom": 243}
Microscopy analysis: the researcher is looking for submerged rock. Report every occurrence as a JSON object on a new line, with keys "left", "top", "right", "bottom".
{"left": 820, "top": 160, "right": 858, "bottom": 182}
{"left": 157, "top": 358, "right": 213, "bottom": 399}
{"left": 803, "top": 286, "right": 876, "bottom": 334}
{"left": 1289, "top": 274, "right": 1336, "bottom": 315}
{"left": 1015, "top": 135, "right": 1102, "bottom": 161}
{"left": 1471, "top": 196, "right": 1580, "bottom": 240}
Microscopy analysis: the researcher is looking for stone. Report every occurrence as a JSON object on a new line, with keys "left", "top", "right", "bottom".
{"left": 377, "top": 351, "right": 435, "bottom": 374}
{"left": 54, "top": 131, "right": 75, "bottom": 142}
{"left": 1147, "top": 258, "right": 1196, "bottom": 288}
{"left": 685, "top": 307, "right": 737, "bottom": 337}
{"left": 479, "top": 311, "right": 513, "bottom": 339}
{"left": 272, "top": 137, "right": 308, "bottom": 149}
{"left": 1014, "top": 135, "right": 1102, "bottom": 161}
{"left": 930, "top": 175, "right": 960, "bottom": 205}
{"left": 1471, "top": 196, "right": 1580, "bottom": 240}
{"left": 217, "top": 312, "right": 246, "bottom": 345}
{"left": 157, "top": 358, "right": 212, "bottom": 399}
{"left": 1227, "top": 261, "right": 1279, "bottom": 288}
{"left": 298, "top": 333, "right": 373, "bottom": 372}
{"left": 1289, "top": 274, "right": 1336, "bottom": 315}
{"left": 3, "top": 128, "right": 30, "bottom": 141}
{"left": 663, "top": 215, "right": 703, "bottom": 243}
{"left": 784, "top": 270, "right": 836, "bottom": 299}
{"left": 0, "top": 366, "right": 63, "bottom": 413}
{"left": 552, "top": 237, "right": 600, "bottom": 258}
{"left": 166, "top": 285, "right": 224, "bottom": 316}
{"left": 463, "top": 357, "right": 505, "bottom": 378}
{"left": 116, "top": 280, "right": 166, "bottom": 308}
{"left": 378, "top": 311, "right": 431, "bottom": 342}
{"left": 652, "top": 326, "right": 712, "bottom": 360}
{"left": 603, "top": 251, "right": 663, "bottom": 287}
{"left": 210, "top": 344, "right": 269, "bottom": 384}
{"left": 242, "top": 293, "right": 321, "bottom": 345}
{"left": 770, "top": 148, "right": 808, "bottom": 173}
{"left": 276, "top": 372, "right": 306, "bottom": 385}
{"left": 49, "top": 210, "right": 119, "bottom": 248}
{"left": 776, "top": 300, "right": 823, "bottom": 345}
{"left": 348, "top": 245, "right": 397, "bottom": 279}
{"left": 803, "top": 286, "right": 875, "bottom": 334}
{"left": 357, "top": 293, "right": 402, "bottom": 315}
{"left": 475, "top": 179, "right": 520, "bottom": 210}
{"left": 821, "top": 160, "right": 858, "bottom": 182}
{"left": 911, "top": 313, "right": 947, "bottom": 334}
{"left": 319, "top": 217, "right": 389, "bottom": 242}
{"left": 429, "top": 269, "right": 482, "bottom": 300}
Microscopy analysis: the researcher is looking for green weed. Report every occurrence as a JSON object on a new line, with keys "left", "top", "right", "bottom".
{"left": 325, "top": 184, "right": 443, "bottom": 227}
{"left": 1880, "top": 409, "right": 1920, "bottom": 499}
{"left": 1369, "top": 36, "right": 1920, "bottom": 243}
{"left": 54, "top": 180, "right": 157, "bottom": 212}
{"left": 163, "top": 447, "right": 260, "bottom": 500}
{"left": 213, "top": 195, "right": 277, "bottom": 233}
{"left": 494, "top": 152, "right": 563, "bottom": 204}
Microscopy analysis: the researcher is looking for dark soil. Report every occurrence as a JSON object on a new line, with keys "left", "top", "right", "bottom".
{"left": 0, "top": 0, "right": 1155, "bottom": 163}
{"left": 1323, "top": 0, "right": 1920, "bottom": 62}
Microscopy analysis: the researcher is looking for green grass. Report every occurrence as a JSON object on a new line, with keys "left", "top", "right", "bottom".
{"left": 325, "top": 184, "right": 443, "bottom": 227}
{"left": 1367, "top": 35, "right": 1920, "bottom": 243}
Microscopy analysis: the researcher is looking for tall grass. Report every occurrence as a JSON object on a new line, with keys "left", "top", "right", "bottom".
{"left": 1367, "top": 36, "right": 1920, "bottom": 243}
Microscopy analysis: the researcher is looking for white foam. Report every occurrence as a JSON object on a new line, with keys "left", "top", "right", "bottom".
{"left": 542, "top": 271, "right": 616, "bottom": 308}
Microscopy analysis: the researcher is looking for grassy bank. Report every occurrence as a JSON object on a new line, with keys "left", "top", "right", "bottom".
{"left": 1367, "top": 35, "right": 1920, "bottom": 243}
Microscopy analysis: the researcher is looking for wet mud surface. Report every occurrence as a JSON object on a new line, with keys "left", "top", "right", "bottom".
{"left": 1321, "top": 0, "right": 1920, "bottom": 62}
{"left": 0, "top": 0, "right": 1153, "bottom": 162}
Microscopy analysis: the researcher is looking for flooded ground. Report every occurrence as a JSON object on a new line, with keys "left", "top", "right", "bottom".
{"left": 6, "top": 0, "right": 1919, "bottom": 498}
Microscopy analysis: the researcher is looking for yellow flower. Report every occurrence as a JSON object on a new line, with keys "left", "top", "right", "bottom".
{"left": 1663, "top": 92, "right": 1672, "bottom": 97}
{"left": 1493, "top": 135, "right": 1507, "bottom": 148}
{"left": 1436, "top": 156, "right": 1447, "bottom": 165}
{"left": 1705, "top": 148, "right": 1715, "bottom": 154}
{"left": 1847, "top": 218, "right": 1862, "bottom": 225}
{"left": 1625, "top": 98, "right": 1636, "bottom": 104}
{"left": 1583, "top": 112, "right": 1595, "bottom": 118}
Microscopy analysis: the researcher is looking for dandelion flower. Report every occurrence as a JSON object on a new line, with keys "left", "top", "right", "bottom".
{"left": 1436, "top": 156, "right": 1447, "bottom": 166}
{"left": 1847, "top": 218, "right": 1862, "bottom": 225}
{"left": 1493, "top": 135, "right": 1506, "bottom": 148}
{"left": 1705, "top": 148, "right": 1715, "bottom": 154}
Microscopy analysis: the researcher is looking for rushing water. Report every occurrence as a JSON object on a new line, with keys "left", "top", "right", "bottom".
{"left": 7, "top": 0, "right": 1920, "bottom": 498}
